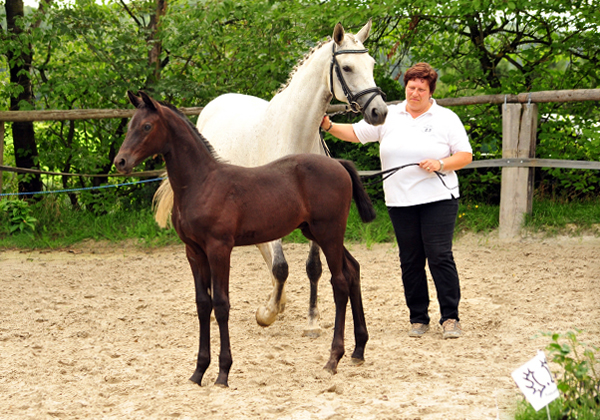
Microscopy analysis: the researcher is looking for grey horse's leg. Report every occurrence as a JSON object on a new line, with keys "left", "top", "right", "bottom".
{"left": 255, "top": 240, "right": 288, "bottom": 326}
{"left": 303, "top": 241, "right": 322, "bottom": 337}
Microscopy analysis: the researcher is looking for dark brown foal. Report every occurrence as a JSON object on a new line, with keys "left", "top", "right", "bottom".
{"left": 114, "top": 91, "right": 375, "bottom": 387}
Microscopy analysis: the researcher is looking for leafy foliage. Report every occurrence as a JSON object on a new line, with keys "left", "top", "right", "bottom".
{"left": 516, "top": 330, "right": 600, "bottom": 420}
{"left": 1, "top": 0, "right": 600, "bottom": 207}
{"left": 546, "top": 331, "right": 600, "bottom": 419}
{"left": 0, "top": 199, "right": 38, "bottom": 236}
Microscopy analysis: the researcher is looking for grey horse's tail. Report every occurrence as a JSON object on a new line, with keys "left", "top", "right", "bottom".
{"left": 338, "top": 159, "right": 376, "bottom": 223}
{"left": 153, "top": 174, "right": 173, "bottom": 228}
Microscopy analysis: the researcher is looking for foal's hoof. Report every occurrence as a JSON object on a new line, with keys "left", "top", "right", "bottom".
{"left": 323, "top": 366, "right": 337, "bottom": 375}
{"left": 350, "top": 357, "right": 365, "bottom": 367}
{"left": 189, "top": 371, "right": 204, "bottom": 386}
{"left": 323, "top": 363, "right": 338, "bottom": 375}
{"left": 255, "top": 306, "right": 277, "bottom": 327}
{"left": 302, "top": 326, "right": 322, "bottom": 338}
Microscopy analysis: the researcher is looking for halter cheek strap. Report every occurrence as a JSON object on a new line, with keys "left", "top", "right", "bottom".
{"left": 329, "top": 43, "right": 387, "bottom": 113}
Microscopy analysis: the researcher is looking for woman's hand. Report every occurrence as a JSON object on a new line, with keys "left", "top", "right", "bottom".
{"left": 321, "top": 115, "right": 332, "bottom": 131}
{"left": 419, "top": 159, "right": 443, "bottom": 173}
{"left": 419, "top": 152, "right": 472, "bottom": 173}
{"left": 319, "top": 116, "right": 361, "bottom": 143}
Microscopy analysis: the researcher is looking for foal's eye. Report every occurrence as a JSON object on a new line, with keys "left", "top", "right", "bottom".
{"left": 342, "top": 66, "right": 352, "bottom": 72}
{"left": 143, "top": 123, "right": 152, "bottom": 132}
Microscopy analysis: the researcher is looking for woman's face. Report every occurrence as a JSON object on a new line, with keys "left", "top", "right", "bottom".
{"left": 405, "top": 78, "right": 431, "bottom": 114}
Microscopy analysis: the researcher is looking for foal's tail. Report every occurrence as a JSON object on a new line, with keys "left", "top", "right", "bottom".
{"left": 153, "top": 174, "right": 174, "bottom": 228}
{"left": 338, "top": 160, "right": 376, "bottom": 223}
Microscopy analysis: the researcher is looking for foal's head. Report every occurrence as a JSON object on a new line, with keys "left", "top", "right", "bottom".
{"left": 115, "top": 91, "right": 220, "bottom": 174}
{"left": 114, "top": 91, "right": 170, "bottom": 174}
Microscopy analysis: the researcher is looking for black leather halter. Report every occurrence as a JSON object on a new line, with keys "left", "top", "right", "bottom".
{"left": 329, "top": 42, "right": 387, "bottom": 113}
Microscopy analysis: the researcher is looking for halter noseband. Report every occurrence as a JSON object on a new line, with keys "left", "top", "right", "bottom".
{"left": 329, "top": 42, "right": 387, "bottom": 113}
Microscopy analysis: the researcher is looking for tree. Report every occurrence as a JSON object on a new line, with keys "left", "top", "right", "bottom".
{"left": 360, "top": 0, "right": 600, "bottom": 201}
{"left": 1, "top": 0, "right": 44, "bottom": 197}
{"left": 1, "top": 0, "right": 599, "bottom": 205}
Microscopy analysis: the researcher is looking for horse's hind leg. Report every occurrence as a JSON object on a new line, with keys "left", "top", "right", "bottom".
{"left": 315, "top": 240, "right": 349, "bottom": 375}
{"left": 303, "top": 241, "right": 322, "bottom": 338}
{"left": 344, "top": 248, "right": 369, "bottom": 365}
{"left": 186, "top": 245, "right": 212, "bottom": 386}
{"left": 255, "top": 240, "right": 288, "bottom": 327}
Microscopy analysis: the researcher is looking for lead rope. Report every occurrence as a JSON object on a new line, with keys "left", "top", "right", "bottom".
{"left": 319, "top": 126, "right": 457, "bottom": 190}
{"left": 360, "top": 163, "right": 458, "bottom": 190}
{"left": 318, "top": 104, "right": 357, "bottom": 159}
{"left": 319, "top": 128, "right": 332, "bottom": 157}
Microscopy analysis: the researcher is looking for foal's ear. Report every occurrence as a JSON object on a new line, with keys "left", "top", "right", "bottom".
{"left": 139, "top": 91, "right": 159, "bottom": 111}
{"left": 333, "top": 22, "right": 345, "bottom": 46}
{"left": 127, "top": 90, "right": 142, "bottom": 108}
{"left": 355, "top": 19, "right": 372, "bottom": 43}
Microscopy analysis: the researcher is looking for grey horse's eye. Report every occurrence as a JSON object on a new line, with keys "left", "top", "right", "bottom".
{"left": 342, "top": 66, "right": 352, "bottom": 72}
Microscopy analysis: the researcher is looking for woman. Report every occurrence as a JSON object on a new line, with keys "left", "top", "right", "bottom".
{"left": 321, "top": 62, "right": 472, "bottom": 339}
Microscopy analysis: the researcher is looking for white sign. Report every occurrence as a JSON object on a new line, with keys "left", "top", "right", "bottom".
{"left": 512, "top": 350, "right": 560, "bottom": 411}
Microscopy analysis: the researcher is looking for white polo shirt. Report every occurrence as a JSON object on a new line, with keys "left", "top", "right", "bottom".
{"left": 353, "top": 99, "right": 472, "bottom": 207}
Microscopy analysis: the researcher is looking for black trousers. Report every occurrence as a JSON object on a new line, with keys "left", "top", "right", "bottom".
{"left": 388, "top": 198, "right": 460, "bottom": 326}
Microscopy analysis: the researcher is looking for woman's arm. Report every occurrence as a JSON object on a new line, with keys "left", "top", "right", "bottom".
{"left": 320, "top": 115, "right": 361, "bottom": 143}
{"left": 419, "top": 151, "right": 473, "bottom": 173}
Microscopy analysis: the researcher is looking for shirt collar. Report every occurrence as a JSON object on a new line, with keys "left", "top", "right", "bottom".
{"left": 398, "top": 98, "right": 438, "bottom": 116}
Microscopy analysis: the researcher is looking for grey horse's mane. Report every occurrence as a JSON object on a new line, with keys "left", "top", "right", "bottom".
{"left": 276, "top": 37, "right": 332, "bottom": 94}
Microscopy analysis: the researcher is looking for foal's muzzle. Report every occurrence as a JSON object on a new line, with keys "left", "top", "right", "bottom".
{"left": 114, "top": 154, "right": 133, "bottom": 174}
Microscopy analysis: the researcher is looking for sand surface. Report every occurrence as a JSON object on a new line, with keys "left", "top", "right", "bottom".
{"left": 1, "top": 232, "right": 599, "bottom": 419}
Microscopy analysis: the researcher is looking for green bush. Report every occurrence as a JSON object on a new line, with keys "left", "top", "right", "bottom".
{"left": 546, "top": 331, "right": 600, "bottom": 419}
{"left": 515, "top": 330, "right": 600, "bottom": 420}
{"left": 0, "top": 199, "right": 38, "bottom": 237}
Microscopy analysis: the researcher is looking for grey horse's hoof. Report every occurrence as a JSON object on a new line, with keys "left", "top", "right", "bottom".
{"left": 302, "top": 326, "right": 322, "bottom": 338}
{"left": 256, "top": 306, "right": 277, "bottom": 327}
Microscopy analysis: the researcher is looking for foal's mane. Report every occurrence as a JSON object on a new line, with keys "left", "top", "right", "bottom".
{"left": 156, "top": 100, "right": 222, "bottom": 162}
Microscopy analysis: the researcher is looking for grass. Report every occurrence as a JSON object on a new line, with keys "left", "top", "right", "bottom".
{"left": 524, "top": 199, "right": 600, "bottom": 234}
{"left": 0, "top": 196, "right": 181, "bottom": 249}
{"left": 455, "top": 202, "right": 500, "bottom": 234}
{"left": 1, "top": 196, "right": 599, "bottom": 250}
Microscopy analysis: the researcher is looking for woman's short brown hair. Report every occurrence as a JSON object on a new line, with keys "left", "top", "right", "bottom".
{"left": 404, "top": 62, "right": 438, "bottom": 95}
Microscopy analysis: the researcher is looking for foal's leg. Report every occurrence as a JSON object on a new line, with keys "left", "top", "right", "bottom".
{"left": 303, "top": 241, "right": 323, "bottom": 338}
{"left": 186, "top": 245, "right": 213, "bottom": 386}
{"left": 255, "top": 240, "right": 288, "bottom": 326}
{"left": 317, "top": 241, "right": 349, "bottom": 375}
{"left": 343, "top": 248, "right": 369, "bottom": 365}
{"left": 207, "top": 243, "right": 234, "bottom": 387}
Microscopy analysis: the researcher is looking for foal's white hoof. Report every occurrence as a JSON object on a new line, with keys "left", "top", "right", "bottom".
{"left": 255, "top": 306, "right": 277, "bottom": 327}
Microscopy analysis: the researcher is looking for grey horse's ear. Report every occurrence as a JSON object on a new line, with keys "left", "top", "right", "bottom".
{"left": 333, "top": 22, "right": 345, "bottom": 45}
{"left": 127, "top": 90, "right": 142, "bottom": 108}
{"left": 355, "top": 19, "right": 372, "bottom": 43}
{"left": 139, "top": 91, "right": 158, "bottom": 111}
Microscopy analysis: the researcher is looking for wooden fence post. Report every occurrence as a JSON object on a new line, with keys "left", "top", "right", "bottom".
{"left": 499, "top": 102, "right": 538, "bottom": 239}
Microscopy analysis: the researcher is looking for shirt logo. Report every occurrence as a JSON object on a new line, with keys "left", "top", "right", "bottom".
{"left": 423, "top": 124, "right": 433, "bottom": 133}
